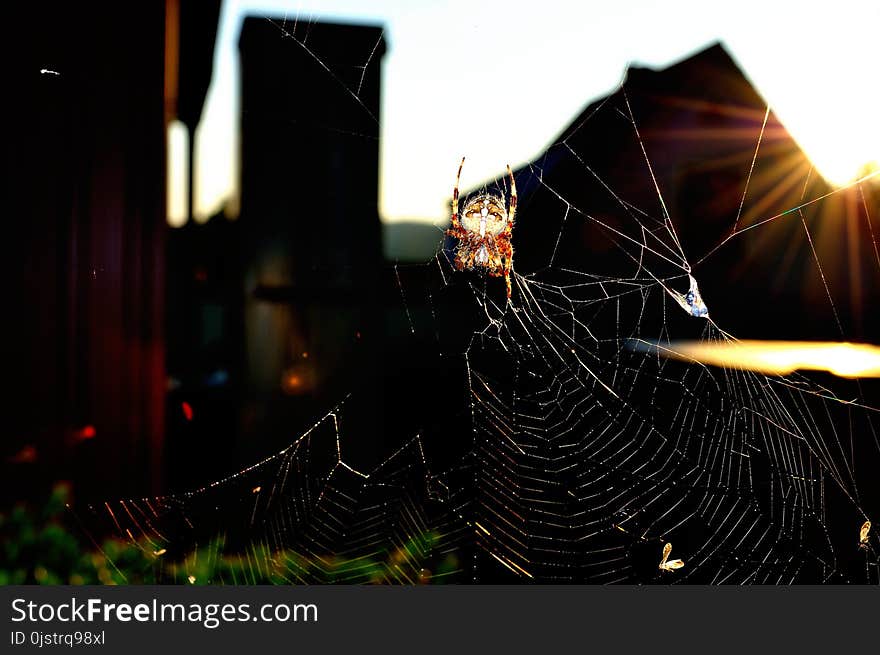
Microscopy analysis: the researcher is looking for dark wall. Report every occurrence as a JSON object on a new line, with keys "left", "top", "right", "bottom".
{"left": 6, "top": 3, "right": 167, "bottom": 501}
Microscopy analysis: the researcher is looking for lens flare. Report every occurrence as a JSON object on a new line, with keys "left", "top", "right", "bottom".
{"left": 630, "top": 340, "right": 880, "bottom": 379}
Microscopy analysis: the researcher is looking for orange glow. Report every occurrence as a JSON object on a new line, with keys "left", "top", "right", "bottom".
{"left": 281, "top": 364, "right": 314, "bottom": 395}
{"left": 637, "top": 340, "right": 880, "bottom": 378}
{"left": 282, "top": 373, "right": 303, "bottom": 394}
{"left": 181, "top": 402, "right": 193, "bottom": 421}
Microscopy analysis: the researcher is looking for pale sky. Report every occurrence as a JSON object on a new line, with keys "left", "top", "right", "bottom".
{"left": 168, "top": 0, "right": 880, "bottom": 227}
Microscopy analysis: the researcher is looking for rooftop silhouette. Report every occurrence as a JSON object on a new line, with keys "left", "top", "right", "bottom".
{"left": 471, "top": 42, "right": 879, "bottom": 341}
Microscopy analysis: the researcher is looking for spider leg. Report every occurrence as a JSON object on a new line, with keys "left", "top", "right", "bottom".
{"left": 504, "top": 165, "right": 516, "bottom": 302}
{"left": 506, "top": 164, "right": 517, "bottom": 227}
{"left": 451, "top": 156, "right": 465, "bottom": 231}
{"left": 502, "top": 245, "right": 513, "bottom": 299}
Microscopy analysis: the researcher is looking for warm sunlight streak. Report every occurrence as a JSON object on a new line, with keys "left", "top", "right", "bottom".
{"left": 634, "top": 340, "right": 880, "bottom": 378}
{"left": 167, "top": 119, "right": 188, "bottom": 227}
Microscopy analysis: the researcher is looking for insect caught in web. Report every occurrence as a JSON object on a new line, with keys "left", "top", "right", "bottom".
{"left": 446, "top": 156, "right": 517, "bottom": 300}
{"left": 859, "top": 520, "right": 871, "bottom": 550}
{"left": 658, "top": 542, "right": 685, "bottom": 572}
{"left": 670, "top": 274, "right": 709, "bottom": 318}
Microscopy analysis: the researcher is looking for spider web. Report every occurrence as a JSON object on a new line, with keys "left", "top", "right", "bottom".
{"left": 74, "top": 16, "right": 880, "bottom": 585}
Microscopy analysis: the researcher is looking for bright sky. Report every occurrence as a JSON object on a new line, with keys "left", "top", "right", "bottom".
{"left": 168, "top": 0, "right": 880, "bottom": 227}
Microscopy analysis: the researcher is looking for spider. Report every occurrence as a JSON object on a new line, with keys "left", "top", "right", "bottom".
{"left": 446, "top": 156, "right": 517, "bottom": 299}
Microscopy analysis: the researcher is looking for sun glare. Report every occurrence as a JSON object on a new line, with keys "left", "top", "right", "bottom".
{"left": 637, "top": 340, "right": 880, "bottom": 379}
{"left": 795, "top": 125, "right": 879, "bottom": 188}
{"left": 760, "top": 43, "right": 880, "bottom": 189}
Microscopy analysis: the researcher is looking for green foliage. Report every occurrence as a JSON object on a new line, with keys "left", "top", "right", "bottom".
{"left": 0, "top": 483, "right": 142, "bottom": 585}
{"left": 1, "top": 483, "right": 460, "bottom": 585}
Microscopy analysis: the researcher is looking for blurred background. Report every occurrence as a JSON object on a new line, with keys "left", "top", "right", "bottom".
{"left": 4, "top": 0, "right": 880, "bottom": 582}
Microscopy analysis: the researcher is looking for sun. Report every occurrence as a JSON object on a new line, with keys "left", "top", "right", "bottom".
{"left": 772, "top": 87, "right": 880, "bottom": 188}
{"left": 798, "top": 130, "right": 880, "bottom": 188}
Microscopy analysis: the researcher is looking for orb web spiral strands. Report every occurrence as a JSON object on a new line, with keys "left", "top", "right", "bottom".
{"left": 75, "top": 23, "right": 880, "bottom": 584}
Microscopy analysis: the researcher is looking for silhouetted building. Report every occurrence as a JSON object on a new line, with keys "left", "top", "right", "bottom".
{"left": 164, "top": 18, "right": 388, "bottom": 480}
{"left": 172, "top": 0, "right": 223, "bottom": 221}
{"left": 474, "top": 43, "right": 879, "bottom": 342}
{"left": 236, "top": 18, "right": 386, "bottom": 465}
